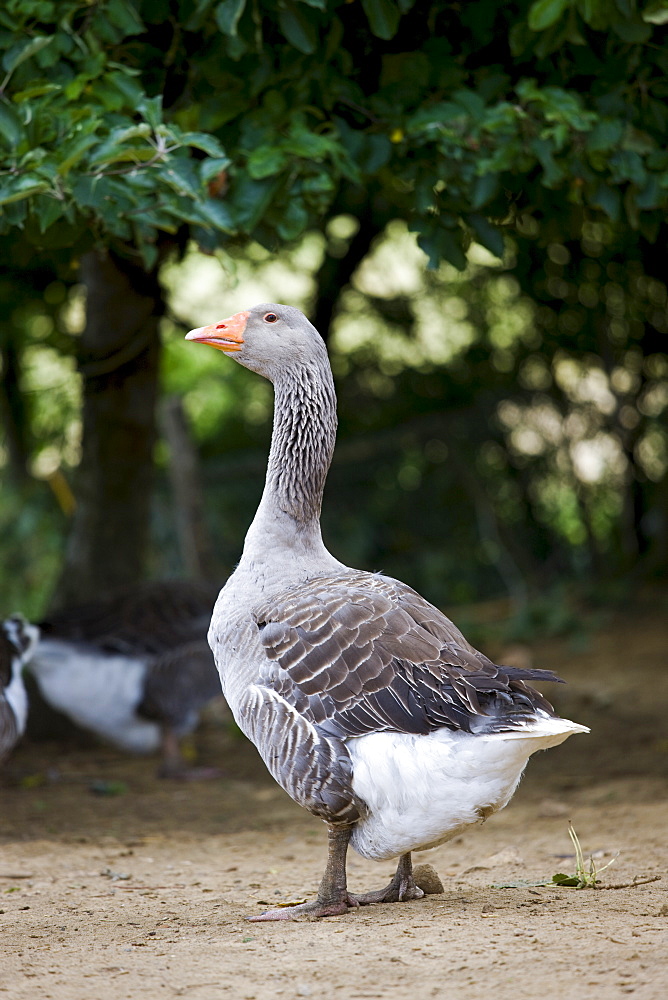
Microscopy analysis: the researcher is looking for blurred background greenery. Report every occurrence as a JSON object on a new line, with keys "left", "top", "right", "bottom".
{"left": 1, "top": 0, "right": 666, "bottom": 635}
{"left": 3, "top": 220, "right": 666, "bottom": 631}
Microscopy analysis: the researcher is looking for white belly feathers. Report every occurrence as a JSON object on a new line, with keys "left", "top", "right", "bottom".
{"left": 30, "top": 639, "right": 160, "bottom": 753}
{"left": 348, "top": 713, "right": 588, "bottom": 861}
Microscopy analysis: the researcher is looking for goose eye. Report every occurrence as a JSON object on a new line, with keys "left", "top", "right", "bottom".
{"left": 263, "top": 312, "right": 278, "bottom": 324}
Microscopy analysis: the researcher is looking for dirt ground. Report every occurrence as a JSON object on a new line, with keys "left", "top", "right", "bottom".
{"left": 1, "top": 590, "right": 667, "bottom": 1000}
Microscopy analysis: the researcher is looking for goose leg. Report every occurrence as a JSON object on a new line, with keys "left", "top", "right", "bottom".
{"left": 248, "top": 831, "right": 424, "bottom": 922}
{"left": 349, "top": 852, "right": 424, "bottom": 905}
{"left": 248, "top": 825, "right": 357, "bottom": 921}
{"left": 157, "top": 725, "right": 221, "bottom": 781}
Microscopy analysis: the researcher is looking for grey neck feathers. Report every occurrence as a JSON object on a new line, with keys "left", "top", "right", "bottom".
{"left": 264, "top": 361, "right": 337, "bottom": 526}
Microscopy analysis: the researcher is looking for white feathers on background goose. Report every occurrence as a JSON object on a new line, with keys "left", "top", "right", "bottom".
{"left": 0, "top": 615, "right": 39, "bottom": 763}
{"left": 186, "top": 303, "right": 588, "bottom": 920}
{"left": 27, "top": 582, "right": 224, "bottom": 777}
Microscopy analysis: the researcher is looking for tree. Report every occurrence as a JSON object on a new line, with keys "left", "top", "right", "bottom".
{"left": 1, "top": 0, "right": 667, "bottom": 605}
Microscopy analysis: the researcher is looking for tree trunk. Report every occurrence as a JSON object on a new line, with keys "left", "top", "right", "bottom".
{"left": 160, "top": 394, "right": 214, "bottom": 582}
{"left": 0, "top": 322, "right": 30, "bottom": 484}
{"left": 54, "top": 249, "right": 163, "bottom": 609}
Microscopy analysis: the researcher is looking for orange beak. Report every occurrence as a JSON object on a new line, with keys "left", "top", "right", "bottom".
{"left": 185, "top": 310, "right": 250, "bottom": 353}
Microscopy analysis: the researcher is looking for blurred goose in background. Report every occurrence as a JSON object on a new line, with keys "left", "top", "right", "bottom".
{"left": 1, "top": 615, "right": 39, "bottom": 764}
{"left": 186, "top": 304, "right": 589, "bottom": 920}
{"left": 27, "top": 581, "right": 224, "bottom": 778}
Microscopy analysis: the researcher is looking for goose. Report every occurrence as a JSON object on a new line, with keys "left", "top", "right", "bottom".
{"left": 186, "top": 303, "right": 588, "bottom": 920}
{"left": 27, "top": 581, "right": 224, "bottom": 778}
{"left": 1, "top": 615, "right": 39, "bottom": 764}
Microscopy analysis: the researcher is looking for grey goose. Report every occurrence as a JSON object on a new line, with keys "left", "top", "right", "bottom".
{"left": 1, "top": 615, "right": 39, "bottom": 763}
{"left": 27, "top": 581, "right": 223, "bottom": 778}
{"left": 186, "top": 303, "right": 588, "bottom": 920}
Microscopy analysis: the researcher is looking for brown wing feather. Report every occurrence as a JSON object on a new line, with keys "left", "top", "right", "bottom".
{"left": 255, "top": 571, "right": 560, "bottom": 740}
{"left": 238, "top": 685, "right": 362, "bottom": 826}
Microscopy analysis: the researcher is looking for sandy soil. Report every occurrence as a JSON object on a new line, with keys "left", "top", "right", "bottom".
{"left": 1, "top": 591, "right": 667, "bottom": 1000}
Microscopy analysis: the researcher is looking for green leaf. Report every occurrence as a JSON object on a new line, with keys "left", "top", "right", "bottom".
{"left": 647, "top": 150, "right": 668, "bottom": 170}
{"left": 528, "top": 0, "right": 569, "bottom": 31}
{"left": 71, "top": 175, "right": 103, "bottom": 211}
{"left": 136, "top": 239, "right": 159, "bottom": 270}
{"left": 586, "top": 119, "right": 624, "bottom": 152}
{"left": 88, "top": 124, "right": 152, "bottom": 166}
{"left": 106, "top": 0, "right": 145, "bottom": 36}
{"left": 361, "top": 0, "right": 401, "bottom": 39}
{"left": 225, "top": 33, "right": 247, "bottom": 60}
{"left": 411, "top": 218, "right": 468, "bottom": 270}
{"left": 0, "top": 103, "right": 24, "bottom": 148}
{"left": 181, "top": 132, "right": 227, "bottom": 157}
{"left": 278, "top": 6, "right": 318, "bottom": 53}
{"left": 108, "top": 70, "right": 144, "bottom": 106}
{"left": 592, "top": 184, "right": 621, "bottom": 221}
{"left": 1, "top": 35, "right": 53, "bottom": 75}
{"left": 18, "top": 148, "right": 48, "bottom": 172}
{"left": 139, "top": 96, "right": 163, "bottom": 130}
{"left": 196, "top": 197, "right": 235, "bottom": 232}
{"left": 437, "top": 230, "right": 468, "bottom": 271}
{"left": 200, "top": 156, "right": 232, "bottom": 183}
{"left": 509, "top": 21, "right": 533, "bottom": 55}
{"left": 91, "top": 145, "right": 157, "bottom": 167}
{"left": 162, "top": 158, "right": 202, "bottom": 197}
{"left": 11, "top": 82, "right": 62, "bottom": 102}
{"left": 530, "top": 137, "right": 565, "bottom": 186}
{"left": 0, "top": 176, "right": 49, "bottom": 206}
{"left": 56, "top": 133, "right": 98, "bottom": 176}
{"left": 247, "top": 146, "right": 289, "bottom": 179}
{"left": 636, "top": 175, "right": 660, "bottom": 209}
{"left": 229, "top": 174, "right": 282, "bottom": 231}
{"left": 302, "top": 171, "right": 336, "bottom": 210}
{"left": 75, "top": 177, "right": 138, "bottom": 229}
{"left": 469, "top": 214, "right": 505, "bottom": 258}
{"left": 612, "top": 20, "right": 652, "bottom": 42}
{"left": 551, "top": 873, "right": 581, "bottom": 886}
{"left": 610, "top": 149, "right": 646, "bottom": 185}
{"left": 32, "top": 193, "right": 65, "bottom": 233}
{"left": 471, "top": 173, "right": 499, "bottom": 209}
{"left": 622, "top": 125, "right": 655, "bottom": 155}
{"left": 355, "top": 134, "right": 391, "bottom": 173}
{"left": 215, "top": 0, "right": 247, "bottom": 36}
{"left": 577, "top": 0, "right": 608, "bottom": 27}
{"left": 1, "top": 199, "right": 28, "bottom": 227}
{"left": 90, "top": 77, "right": 126, "bottom": 112}
{"left": 276, "top": 196, "right": 309, "bottom": 240}
{"left": 453, "top": 89, "right": 486, "bottom": 120}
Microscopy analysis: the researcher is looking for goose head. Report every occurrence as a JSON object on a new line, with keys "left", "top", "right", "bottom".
{"left": 185, "top": 303, "right": 327, "bottom": 381}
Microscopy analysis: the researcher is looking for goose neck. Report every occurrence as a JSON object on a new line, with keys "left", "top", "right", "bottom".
{"left": 241, "top": 361, "right": 337, "bottom": 573}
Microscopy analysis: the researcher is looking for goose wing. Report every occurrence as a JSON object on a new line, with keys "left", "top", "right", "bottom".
{"left": 232, "top": 570, "right": 561, "bottom": 824}
{"left": 253, "top": 571, "right": 560, "bottom": 740}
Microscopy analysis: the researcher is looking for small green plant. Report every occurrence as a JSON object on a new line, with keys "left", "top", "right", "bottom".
{"left": 493, "top": 822, "right": 660, "bottom": 892}
{"left": 551, "top": 823, "right": 617, "bottom": 889}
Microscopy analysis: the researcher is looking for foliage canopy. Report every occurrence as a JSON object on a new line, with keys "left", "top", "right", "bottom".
{"left": 1, "top": 1, "right": 667, "bottom": 618}
{"left": 1, "top": 0, "right": 668, "bottom": 268}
